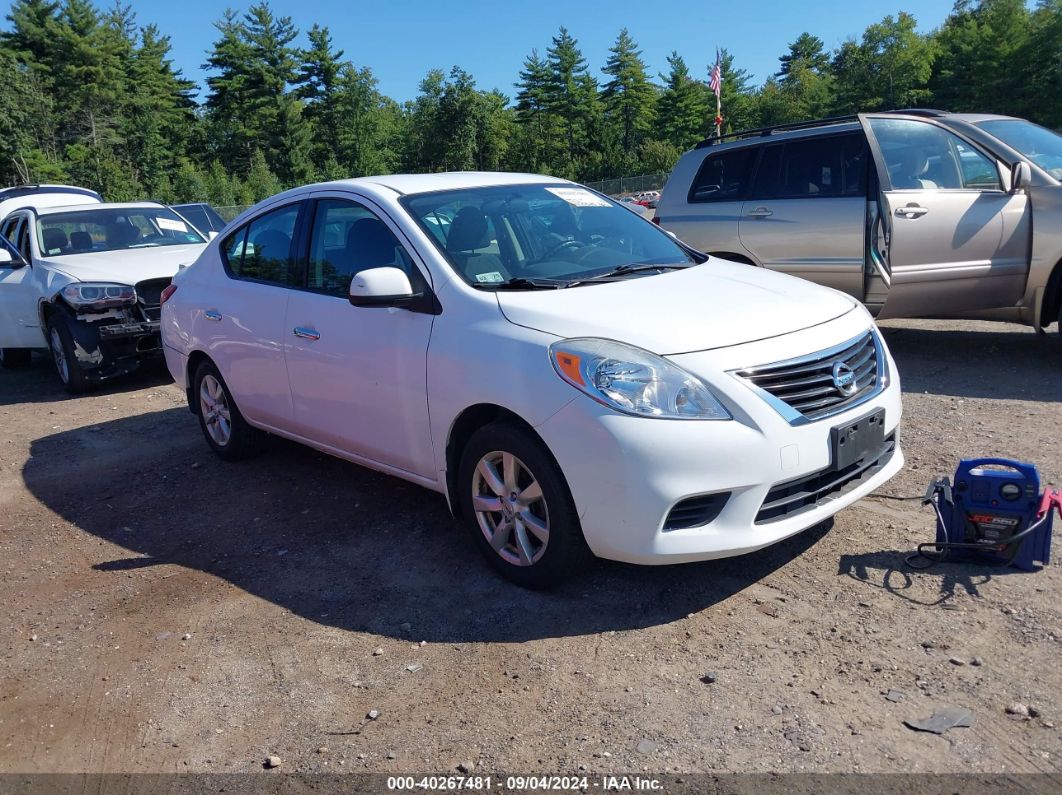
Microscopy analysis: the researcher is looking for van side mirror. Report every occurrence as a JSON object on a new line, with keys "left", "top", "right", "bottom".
{"left": 1011, "top": 161, "right": 1032, "bottom": 193}
{"left": 348, "top": 267, "right": 414, "bottom": 308}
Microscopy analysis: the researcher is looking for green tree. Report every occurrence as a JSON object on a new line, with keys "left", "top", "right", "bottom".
{"left": 656, "top": 51, "right": 709, "bottom": 150}
{"left": 832, "top": 12, "right": 937, "bottom": 112}
{"left": 601, "top": 29, "right": 656, "bottom": 155}
{"left": 777, "top": 32, "right": 830, "bottom": 80}
{"left": 513, "top": 49, "right": 556, "bottom": 172}
{"left": 544, "top": 27, "right": 601, "bottom": 177}
{"left": 930, "top": 0, "right": 1031, "bottom": 114}
{"left": 295, "top": 24, "right": 345, "bottom": 171}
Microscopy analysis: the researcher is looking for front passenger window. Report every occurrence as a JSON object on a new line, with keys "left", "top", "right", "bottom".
{"left": 307, "top": 199, "right": 419, "bottom": 298}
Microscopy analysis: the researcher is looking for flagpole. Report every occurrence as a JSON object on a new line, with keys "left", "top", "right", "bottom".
{"left": 715, "top": 92, "right": 722, "bottom": 139}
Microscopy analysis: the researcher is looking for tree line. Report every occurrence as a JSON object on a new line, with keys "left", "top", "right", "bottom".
{"left": 1, "top": 0, "right": 1059, "bottom": 205}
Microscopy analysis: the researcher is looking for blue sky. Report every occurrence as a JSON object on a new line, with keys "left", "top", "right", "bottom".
{"left": 4, "top": 0, "right": 962, "bottom": 102}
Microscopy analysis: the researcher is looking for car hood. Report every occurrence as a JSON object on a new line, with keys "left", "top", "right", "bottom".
{"left": 40, "top": 245, "right": 206, "bottom": 285}
{"left": 495, "top": 258, "right": 856, "bottom": 355}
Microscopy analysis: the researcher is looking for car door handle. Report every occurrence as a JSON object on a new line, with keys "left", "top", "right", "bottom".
{"left": 895, "top": 204, "right": 929, "bottom": 218}
{"left": 204, "top": 309, "right": 222, "bottom": 321}
{"left": 293, "top": 326, "right": 320, "bottom": 341}
{"left": 746, "top": 207, "right": 773, "bottom": 218}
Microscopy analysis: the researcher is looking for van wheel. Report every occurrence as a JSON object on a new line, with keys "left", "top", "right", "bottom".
{"left": 0, "top": 348, "right": 31, "bottom": 369}
{"left": 192, "top": 359, "right": 265, "bottom": 460}
{"left": 47, "top": 316, "right": 91, "bottom": 393}
{"left": 457, "top": 422, "right": 590, "bottom": 588}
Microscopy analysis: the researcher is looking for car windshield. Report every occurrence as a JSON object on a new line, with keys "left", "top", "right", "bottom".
{"left": 403, "top": 183, "right": 699, "bottom": 288}
{"left": 976, "top": 119, "right": 1062, "bottom": 180}
{"left": 37, "top": 207, "right": 206, "bottom": 256}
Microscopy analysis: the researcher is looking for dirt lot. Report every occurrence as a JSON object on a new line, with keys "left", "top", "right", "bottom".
{"left": 0, "top": 318, "right": 1060, "bottom": 778}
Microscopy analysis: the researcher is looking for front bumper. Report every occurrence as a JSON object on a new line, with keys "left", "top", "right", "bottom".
{"left": 534, "top": 311, "right": 904, "bottom": 565}
{"left": 65, "top": 314, "right": 163, "bottom": 382}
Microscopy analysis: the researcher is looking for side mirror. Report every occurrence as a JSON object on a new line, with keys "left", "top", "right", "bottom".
{"left": 0, "top": 246, "right": 22, "bottom": 268}
{"left": 349, "top": 266, "right": 414, "bottom": 308}
{"left": 1011, "top": 161, "right": 1032, "bottom": 193}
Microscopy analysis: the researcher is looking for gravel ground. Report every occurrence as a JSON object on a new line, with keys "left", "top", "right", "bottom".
{"left": 0, "top": 318, "right": 1059, "bottom": 777}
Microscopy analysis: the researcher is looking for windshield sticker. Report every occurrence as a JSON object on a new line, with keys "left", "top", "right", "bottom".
{"left": 48, "top": 248, "right": 62, "bottom": 255}
{"left": 475, "top": 271, "right": 504, "bottom": 284}
{"left": 545, "top": 187, "right": 611, "bottom": 208}
{"left": 157, "top": 217, "right": 188, "bottom": 233}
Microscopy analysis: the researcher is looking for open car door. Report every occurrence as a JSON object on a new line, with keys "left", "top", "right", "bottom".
{"left": 858, "top": 113, "right": 1030, "bottom": 320}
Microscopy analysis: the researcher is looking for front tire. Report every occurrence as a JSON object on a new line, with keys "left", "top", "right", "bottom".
{"left": 192, "top": 359, "right": 265, "bottom": 460}
{"left": 457, "top": 422, "right": 590, "bottom": 588}
{"left": 0, "top": 348, "right": 32, "bottom": 369}
{"left": 46, "top": 315, "right": 91, "bottom": 393}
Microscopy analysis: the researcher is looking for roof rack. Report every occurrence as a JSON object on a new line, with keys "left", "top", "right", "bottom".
{"left": 694, "top": 108, "right": 952, "bottom": 149}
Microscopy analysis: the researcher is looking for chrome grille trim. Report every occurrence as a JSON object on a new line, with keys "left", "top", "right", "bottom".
{"left": 731, "top": 329, "right": 888, "bottom": 426}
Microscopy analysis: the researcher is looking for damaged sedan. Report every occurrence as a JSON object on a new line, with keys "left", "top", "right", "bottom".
{"left": 0, "top": 202, "right": 208, "bottom": 392}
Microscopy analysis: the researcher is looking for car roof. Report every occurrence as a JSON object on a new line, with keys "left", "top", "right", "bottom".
{"left": 0, "top": 184, "right": 102, "bottom": 201}
{"left": 274, "top": 172, "right": 576, "bottom": 202}
{"left": 35, "top": 201, "right": 167, "bottom": 216}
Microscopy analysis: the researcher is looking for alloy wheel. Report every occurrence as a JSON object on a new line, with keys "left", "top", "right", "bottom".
{"left": 199, "top": 373, "right": 232, "bottom": 446}
{"left": 49, "top": 327, "right": 69, "bottom": 384}
{"left": 471, "top": 451, "right": 550, "bottom": 566}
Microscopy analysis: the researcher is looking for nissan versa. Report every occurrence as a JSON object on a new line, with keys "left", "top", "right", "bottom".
{"left": 160, "top": 172, "right": 903, "bottom": 587}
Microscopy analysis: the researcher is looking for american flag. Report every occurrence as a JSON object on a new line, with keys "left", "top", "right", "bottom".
{"left": 709, "top": 49, "right": 722, "bottom": 97}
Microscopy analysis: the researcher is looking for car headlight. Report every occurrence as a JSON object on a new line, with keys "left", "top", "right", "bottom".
{"left": 549, "top": 338, "right": 731, "bottom": 420}
{"left": 61, "top": 282, "right": 137, "bottom": 309}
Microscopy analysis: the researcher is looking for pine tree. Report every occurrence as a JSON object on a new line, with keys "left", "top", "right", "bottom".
{"left": 656, "top": 52, "right": 709, "bottom": 150}
{"left": 296, "top": 24, "right": 345, "bottom": 170}
{"left": 601, "top": 29, "right": 656, "bottom": 155}
{"left": 544, "top": 27, "right": 600, "bottom": 176}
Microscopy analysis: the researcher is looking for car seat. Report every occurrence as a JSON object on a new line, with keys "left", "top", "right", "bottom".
{"left": 69, "top": 230, "right": 93, "bottom": 252}
{"left": 42, "top": 228, "right": 68, "bottom": 253}
{"left": 446, "top": 207, "right": 507, "bottom": 283}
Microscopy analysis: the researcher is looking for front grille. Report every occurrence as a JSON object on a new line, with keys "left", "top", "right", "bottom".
{"left": 663, "top": 491, "right": 730, "bottom": 530}
{"left": 136, "top": 278, "right": 171, "bottom": 308}
{"left": 735, "top": 331, "right": 883, "bottom": 424}
{"left": 755, "top": 433, "right": 896, "bottom": 524}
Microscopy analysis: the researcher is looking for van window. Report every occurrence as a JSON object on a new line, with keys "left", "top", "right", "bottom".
{"left": 752, "top": 133, "right": 868, "bottom": 199}
{"left": 869, "top": 118, "right": 1002, "bottom": 191}
{"left": 222, "top": 202, "right": 302, "bottom": 286}
{"left": 688, "top": 147, "right": 756, "bottom": 202}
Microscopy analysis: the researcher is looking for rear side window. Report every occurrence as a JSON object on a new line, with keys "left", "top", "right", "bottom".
{"left": 688, "top": 147, "right": 756, "bottom": 202}
{"left": 222, "top": 203, "right": 302, "bottom": 286}
{"left": 752, "top": 133, "right": 868, "bottom": 199}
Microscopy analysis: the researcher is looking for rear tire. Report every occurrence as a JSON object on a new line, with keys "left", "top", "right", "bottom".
{"left": 457, "top": 421, "right": 590, "bottom": 588}
{"left": 46, "top": 315, "right": 91, "bottom": 394}
{"left": 192, "top": 359, "right": 266, "bottom": 461}
{"left": 0, "top": 348, "right": 31, "bottom": 369}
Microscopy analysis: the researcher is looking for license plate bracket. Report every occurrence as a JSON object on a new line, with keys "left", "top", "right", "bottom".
{"left": 830, "top": 409, "right": 885, "bottom": 470}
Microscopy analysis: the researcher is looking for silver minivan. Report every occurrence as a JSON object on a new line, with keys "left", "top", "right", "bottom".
{"left": 657, "top": 110, "right": 1062, "bottom": 334}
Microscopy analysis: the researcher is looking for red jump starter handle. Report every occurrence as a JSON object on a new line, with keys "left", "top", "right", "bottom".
{"left": 1038, "top": 488, "right": 1062, "bottom": 520}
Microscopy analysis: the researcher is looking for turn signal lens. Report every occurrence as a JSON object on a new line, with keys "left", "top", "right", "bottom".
{"left": 160, "top": 284, "right": 178, "bottom": 305}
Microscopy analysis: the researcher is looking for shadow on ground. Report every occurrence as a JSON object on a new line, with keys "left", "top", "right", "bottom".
{"left": 836, "top": 548, "right": 1040, "bottom": 607}
{"left": 0, "top": 354, "right": 172, "bottom": 406}
{"left": 879, "top": 322, "right": 1061, "bottom": 402}
{"left": 22, "top": 407, "right": 831, "bottom": 643}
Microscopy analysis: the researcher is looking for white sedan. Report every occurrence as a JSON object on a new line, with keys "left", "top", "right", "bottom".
{"left": 0, "top": 202, "right": 208, "bottom": 390}
{"left": 160, "top": 172, "right": 903, "bottom": 587}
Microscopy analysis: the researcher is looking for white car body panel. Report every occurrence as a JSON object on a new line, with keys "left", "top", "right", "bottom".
{"left": 163, "top": 172, "right": 903, "bottom": 566}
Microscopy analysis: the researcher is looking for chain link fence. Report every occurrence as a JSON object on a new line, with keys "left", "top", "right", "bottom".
{"left": 583, "top": 172, "right": 669, "bottom": 197}
{"left": 215, "top": 205, "right": 254, "bottom": 222}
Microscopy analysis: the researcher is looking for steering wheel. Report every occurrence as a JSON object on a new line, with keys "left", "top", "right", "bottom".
{"left": 531, "top": 238, "right": 585, "bottom": 265}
